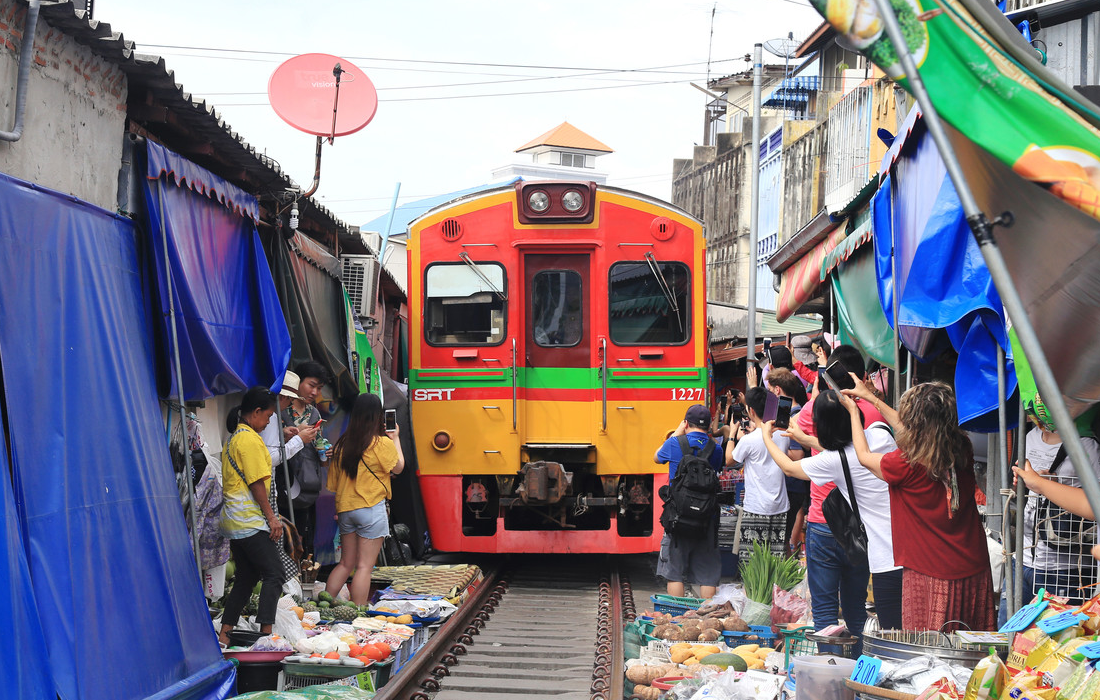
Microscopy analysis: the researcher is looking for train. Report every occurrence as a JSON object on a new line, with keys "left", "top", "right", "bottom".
{"left": 407, "top": 180, "right": 708, "bottom": 554}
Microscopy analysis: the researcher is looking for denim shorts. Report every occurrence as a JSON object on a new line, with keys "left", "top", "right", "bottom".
{"left": 337, "top": 502, "right": 389, "bottom": 539}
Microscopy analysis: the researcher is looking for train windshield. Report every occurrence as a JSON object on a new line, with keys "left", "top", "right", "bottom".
{"left": 608, "top": 261, "right": 690, "bottom": 345}
{"left": 532, "top": 270, "right": 583, "bottom": 347}
{"left": 425, "top": 262, "right": 506, "bottom": 345}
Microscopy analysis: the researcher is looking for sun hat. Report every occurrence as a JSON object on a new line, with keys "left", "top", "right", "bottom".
{"left": 791, "top": 335, "right": 817, "bottom": 365}
{"left": 280, "top": 371, "right": 301, "bottom": 399}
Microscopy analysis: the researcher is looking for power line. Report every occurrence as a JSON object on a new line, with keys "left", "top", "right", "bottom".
{"left": 215, "top": 76, "right": 696, "bottom": 106}
{"left": 141, "top": 42, "right": 742, "bottom": 72}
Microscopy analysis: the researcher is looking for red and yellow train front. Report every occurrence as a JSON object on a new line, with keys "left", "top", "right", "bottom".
{"left": 408, "top": 182, "right": 706, "bottom": 554}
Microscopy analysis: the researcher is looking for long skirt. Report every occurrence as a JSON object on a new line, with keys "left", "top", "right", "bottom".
{"left": 902, "top": 566, "right": 995, "bottom": 632}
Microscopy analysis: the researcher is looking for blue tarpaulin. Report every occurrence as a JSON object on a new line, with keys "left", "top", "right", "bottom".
{"left": 873, "top": 119, "right": 1017, "bottom": 431}
{"left": 143, "top": 141, "right": 291, "bottom": 400}
{"left": 0, "top": 387, "right": 52, "bottom": 699}
{"left": 0, "top": 172, "right": 235, "bottom": 699}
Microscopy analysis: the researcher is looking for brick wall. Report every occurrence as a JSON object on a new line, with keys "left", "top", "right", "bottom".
{"left": 0, "top": 0, "right": 127, "bottom": 210}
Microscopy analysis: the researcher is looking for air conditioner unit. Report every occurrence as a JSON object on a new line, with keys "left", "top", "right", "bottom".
{"left": 341, "top": 254, "right": 379, "bottom": 319}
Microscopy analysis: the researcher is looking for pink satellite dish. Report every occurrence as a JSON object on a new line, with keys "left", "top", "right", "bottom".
{"left": 268, "top": 53, "right": 378, "bottom": 137}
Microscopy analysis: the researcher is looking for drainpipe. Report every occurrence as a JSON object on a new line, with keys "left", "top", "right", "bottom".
{"left": 0, "top": 0, "right": 42, "bottom": 143}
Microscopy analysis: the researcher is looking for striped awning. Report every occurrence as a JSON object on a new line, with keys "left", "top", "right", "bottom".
{"left": 775, "top": 227, "right": 846, "bottom": 323}
{"left": 763, "top": 75, "right": 820, "bottom": 109}
{"left": 821, "top": 206, "right": 874, "bottom": 279}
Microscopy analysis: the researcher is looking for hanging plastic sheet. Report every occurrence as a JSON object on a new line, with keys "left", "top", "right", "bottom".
{"left": 268, "top": 231, "right": 358, "bottom": 407}
{"left": 0, "top": 172, "right": 235, "bottom": 700}
{"left": 0, "top": 388, "right": 52, "bottom": 698}
{"left": 830, "top": 247, "right": 895, "bottom": 369}
{"left": 873, "top": 121, "right": 1017, "bottom": 431}
{"left": 143, "top": 141, "right": 291, "bottom": 401}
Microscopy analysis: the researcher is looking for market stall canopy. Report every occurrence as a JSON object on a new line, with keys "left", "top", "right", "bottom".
{"left": 822, "top": 207, "right": 895, "bottom": 368}
{"left": 268, "top": 230, "right": 359, "bottom": 409}
{"left": 873, "top": 115, "right": 1016, "bottom": 432}
{"left": 809, "top": 0, "right": 1100, "bottom": 420}
{"left": 773, "top": 226, "right": 846, "bottom": 323}
{"left": 0, "top": 172, "right": 234, "bottom": 699}
{"left": 143, "top": 141, "right": 292, "bottom": 401}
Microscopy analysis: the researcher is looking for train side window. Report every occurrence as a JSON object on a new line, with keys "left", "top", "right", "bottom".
{"left": 608, "top": 261, "right": 690, "bottom": 345}
{"left": 425, "top": 262, "right": 506, "bottom": 345}
{"left": 532, "top": 270, "right": 582, "bottom": 347}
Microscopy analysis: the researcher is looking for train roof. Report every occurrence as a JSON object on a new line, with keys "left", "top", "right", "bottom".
{"left": 408, "top": 182, "right": 702, "bottom": 230}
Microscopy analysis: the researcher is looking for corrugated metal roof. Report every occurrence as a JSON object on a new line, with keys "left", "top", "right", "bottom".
{"left": 33, "top": 0, "right": 352, "bottom": 235}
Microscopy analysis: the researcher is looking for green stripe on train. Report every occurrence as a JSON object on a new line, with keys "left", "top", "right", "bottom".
{"left": 411, "top": 366, "right": 704, "bottom": 389}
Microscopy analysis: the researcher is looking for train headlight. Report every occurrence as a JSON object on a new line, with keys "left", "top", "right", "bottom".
{"left": 561, "top": 189, "right": 584, "bottom": 212}
{"left": 528, "top": 191, "right": 550, "bottom": 212}
{"left": 432, "top": 431, "right": 453, "bottom": 451}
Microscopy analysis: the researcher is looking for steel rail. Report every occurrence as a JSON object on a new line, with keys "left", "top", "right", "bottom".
{"left": 371, "top": 565, "right": 507, "bottom": 700}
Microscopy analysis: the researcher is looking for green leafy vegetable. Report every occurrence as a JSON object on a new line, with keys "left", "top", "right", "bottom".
{"left": 739, "top": 541, "right": 805, "bottom": 605}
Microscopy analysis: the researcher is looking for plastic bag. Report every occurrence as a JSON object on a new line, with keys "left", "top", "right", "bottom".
{"left": 916, "top": 678, "right": 962, "bottom": 700}
{"left": 273, "top": 606, "right": 305, "bottom": 645}
{"left": 963, "top": 649, "right": 1007, "bottom": 700}
{"left": 741, "top": 599, "right": 771, "bottom": 627}
{"left": 770, "top": 584, "right": 808, "bottom": 629}
{"left": 251, "top": 634, "right": 295, "bottom": 652}
{"left": 709, "top": 583, "right": 747, "bottom": 615}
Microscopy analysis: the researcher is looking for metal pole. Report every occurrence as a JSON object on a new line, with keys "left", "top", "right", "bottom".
{"left": 746, "top": 44, "right": 762, "bottom": 385}
{"left": 1014, "top": 397, "right": 1026, "bottom": 611}
{"left": 158, "top": 181, "right": 203, "bottom": 582}
{"left": 905, "top": 350, "right": 913, "bottom": 391}
{"left": 890, "top": 176, "right": 902, "bottom": 405}
{"left": 870, "top": 0, "right": 1100, "bottom": 521}
{"left": 991, "top": 346, "right": 1008, "bottom": 539}
{"left": 276, "top": 409, "right": 296, "bottom": 529}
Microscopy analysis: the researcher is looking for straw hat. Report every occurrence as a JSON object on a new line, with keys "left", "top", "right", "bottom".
{"left": 280, "top": 371, "right": 301, "bottom": 398}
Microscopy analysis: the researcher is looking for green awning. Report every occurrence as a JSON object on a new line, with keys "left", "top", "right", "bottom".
{"left": 831, "top": 245, "right": 894, "bottom": 368}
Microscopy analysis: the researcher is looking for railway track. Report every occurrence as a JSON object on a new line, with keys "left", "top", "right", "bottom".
{"left": 373, "top": 559, "right": 637, "bottom": 700}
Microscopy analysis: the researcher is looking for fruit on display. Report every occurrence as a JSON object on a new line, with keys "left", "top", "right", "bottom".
{"left": 301, "top": 602, "right": 319, "bottom": 614}
{"left": 330, "top": 605, "right": 358, "bottom": 622}
{"left": 699, "top": 652, "right": 749, "bottom": 671}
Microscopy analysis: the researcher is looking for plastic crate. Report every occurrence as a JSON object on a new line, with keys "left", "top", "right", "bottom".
{"left": 649, "top": 594, "right": 705, "bottom": 615}
{"left": 392, "top": 634, "right": 421, "bottom": 672}
{"left": 781, "top": 626, "right": 816, "bottom": 669}
{"left": 722, "top": 625, "right": 778, "bottom": 646}
{"left": 278, "top": 658, "right": 392, "bottom": 692}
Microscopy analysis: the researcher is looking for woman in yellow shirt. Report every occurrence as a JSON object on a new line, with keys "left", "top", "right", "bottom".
{"left": 217, "top": 387, "right": 284, "bottom": 646}
{"left": 323, "top": 393, "right": 404, "bottom": 605}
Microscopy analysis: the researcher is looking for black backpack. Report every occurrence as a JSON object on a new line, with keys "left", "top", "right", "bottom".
{"left": 660, "top": 436, "right": 719, "bottom": 539}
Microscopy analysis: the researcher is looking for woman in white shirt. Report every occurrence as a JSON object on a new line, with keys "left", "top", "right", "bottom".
{"left": 762, "top": 390, "right": 903, "bottom": 630}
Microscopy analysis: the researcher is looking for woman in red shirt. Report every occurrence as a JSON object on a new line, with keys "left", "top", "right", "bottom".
{"left": 843, "top": 380, "right": 994, "bottom": 632}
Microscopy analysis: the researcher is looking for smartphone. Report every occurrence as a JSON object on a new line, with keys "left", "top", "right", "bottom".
{"left": 384, "top": 409, "right": 397, "bottom": 431}
{"left": 775, "top": 395, "right": 793, "bottom": 429}
{"left": 763, "top": 391, "right": 779, "bottom": 422}
{"left": 824, "top": 360, "right": 856, "bottom": 392}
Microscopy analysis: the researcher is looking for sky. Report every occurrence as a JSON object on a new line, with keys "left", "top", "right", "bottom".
{"left": 94, "top": 0, "right": 824, "bottom": 229}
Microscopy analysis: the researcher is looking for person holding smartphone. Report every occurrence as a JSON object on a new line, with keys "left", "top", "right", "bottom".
{"left": 324, "top": 393, "right": 405, "bottom": 606}
{"left": 282, "top": 361, "right": 329, "bottom": 555}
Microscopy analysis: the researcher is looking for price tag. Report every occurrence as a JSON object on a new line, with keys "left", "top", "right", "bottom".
{"left": 1080, "top": 641, "right": 1100, "bottom": 660}
{"left": 1036, "top": 609, "right": 1086, "bottom": 635}
{"left": 999, "top": 601, "right": 1048, "bottom": 634}
{"left": 850, "top": 655, "right": 883, "bottom": 686}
